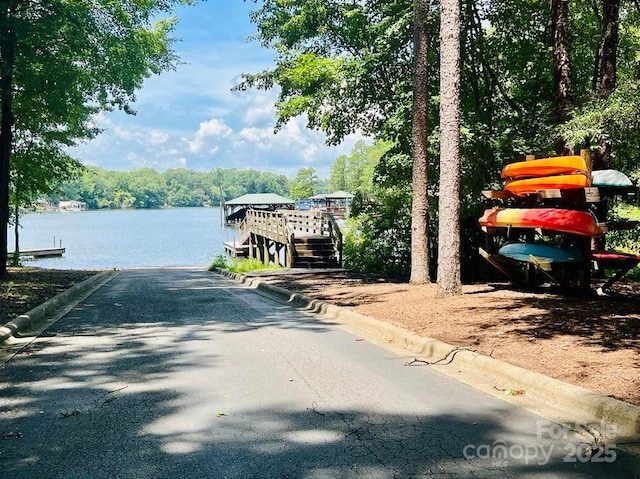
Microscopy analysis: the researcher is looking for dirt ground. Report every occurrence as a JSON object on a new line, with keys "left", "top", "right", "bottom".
{"left": 0, "top": 268, "right": 96, "bottom": 323}
{"left": 1, "top": 267, "right": 638, "bottom": 407}
{"left": 252, "top": 271, "right": 640, "bottom": 407}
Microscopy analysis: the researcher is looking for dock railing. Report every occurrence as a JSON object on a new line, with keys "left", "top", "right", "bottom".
{"left": 283, "top": 210, "right": 343, "bottom": 266}
{"left": 245, "top": 209, "right": 291, "bottom": 245}
{"left": 243, "top": 209, "right": 343, "bottom": 267}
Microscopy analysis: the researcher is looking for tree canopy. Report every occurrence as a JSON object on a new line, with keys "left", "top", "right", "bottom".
{"left": 55, "top": 166, "right": 291, "bottom": 210}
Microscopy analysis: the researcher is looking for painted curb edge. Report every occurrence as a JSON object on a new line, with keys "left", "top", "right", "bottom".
{"left": 215, "top": 268, "right": 640, "bottom": 446}
{"left": 0, "top": 269, "right": 119, "bottom": 342}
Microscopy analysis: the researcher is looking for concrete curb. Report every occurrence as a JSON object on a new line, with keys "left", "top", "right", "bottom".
{"left": 0, "top": 270, "right": 119, "bottom": 342}
{"left": 215, "top": 268, "right": 640, "bottom": 446}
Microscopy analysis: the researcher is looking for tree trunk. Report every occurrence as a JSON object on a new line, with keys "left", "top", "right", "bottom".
{"left": 12, "top": 196, "right": 18, "bottom": 266}
{"left": 552, "top": 0, "right": 573, "bottom": 154}
{"left": 0, "top": 2, "right": 16, "bottom": 275}
{"left": 409, "top": 0, "right": 431, "bottom": 285}
{"left": 437, "top": 0, "right": 462, "bottom": 296}
{"left": 591, "top": 0, "right": 619, "bottom": 170}
{"left": 599, "top": 0, "right": 619, "bottom": 97}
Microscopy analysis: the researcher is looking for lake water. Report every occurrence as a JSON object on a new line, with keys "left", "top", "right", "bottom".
{"left": 9, "top": 207, "right": 238, "bottom": 270}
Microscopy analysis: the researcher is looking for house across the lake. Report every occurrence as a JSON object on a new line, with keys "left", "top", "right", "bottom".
{"left": 57, "top": 200, "right": 87, "bottom": 212}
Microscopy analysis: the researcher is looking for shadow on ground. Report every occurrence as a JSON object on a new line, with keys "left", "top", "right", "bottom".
{"left": 0, "top": 269, "right": 637, "bottom": 478}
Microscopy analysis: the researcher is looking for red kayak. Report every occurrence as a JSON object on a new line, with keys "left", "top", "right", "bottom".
{"left": 479, "top": 208, "right": 603, "bottom": 237}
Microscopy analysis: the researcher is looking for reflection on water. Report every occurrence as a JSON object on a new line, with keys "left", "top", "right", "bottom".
{"left": 10, "top": 207, "right": 237, "bottom": 270}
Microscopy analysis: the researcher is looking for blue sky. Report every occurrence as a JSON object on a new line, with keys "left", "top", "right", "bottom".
{"left": 68, "top": 1, "right": 362, "bottom": 179}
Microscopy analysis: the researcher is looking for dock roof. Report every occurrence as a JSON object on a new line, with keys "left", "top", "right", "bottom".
{"left": 225, "top": 193, "right": 295, "bottom": 206}
{"left": 324, "top": 190, "right": 354, "bottom": 199}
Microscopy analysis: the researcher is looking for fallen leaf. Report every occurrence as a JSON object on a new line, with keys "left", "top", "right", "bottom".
{"left": 506, "top": 389, "right": 525, "bottom": 396}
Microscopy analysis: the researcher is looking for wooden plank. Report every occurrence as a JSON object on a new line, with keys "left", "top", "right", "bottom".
{"left": 597, "top": 266, "right": 636, "bottom": 295}
{"left": 479, "top": 247, "right": 521, "bottom": 283}
{"left": 535, "top": 187, "right": 601, "bottom": 202}
{"left": 482, "top": 190, "right": 512, "bottom": 199}
{"left": 528, "top": 254, "right": 563, "bottom": 285}
{"left": 580, "top": 149, "right": 592, "bottom": 173}
{"left": 584, "top": 187, "right": 601, "bottom": 202}
{"left": 528, "top": 254, "right": 552, "bottom": 272}
{"left": 598, "top": 221, "right": 639, "bottom": 233}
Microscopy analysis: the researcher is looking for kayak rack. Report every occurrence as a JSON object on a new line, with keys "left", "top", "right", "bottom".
{"left": 479, "top": 150, "right": 640, "bottom": 294}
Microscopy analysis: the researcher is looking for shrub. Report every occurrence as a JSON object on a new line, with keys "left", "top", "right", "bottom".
{"left": 208, "top": 255, "right": 229, "bottom": 271}
{"left": 210, "top": 256, "right": 282, "bottom": 274}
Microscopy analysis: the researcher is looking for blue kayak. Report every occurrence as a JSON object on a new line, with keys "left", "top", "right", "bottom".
{"left": 498, "top": 242, "right": 583, "bottom": 264}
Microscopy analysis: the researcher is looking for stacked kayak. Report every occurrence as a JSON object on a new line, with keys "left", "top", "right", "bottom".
{"left": 501, "top": 155, "right": 590, "bottom": 197}
{"left": 498, "top": 242, "right": 583, "bottom": 264}
{"left": 478, "top": 207, "right": 602, "bottom": 237}
{"left": 591, "top": 169, "right": 633, "bottom": 187}
{"left": 479, "top": 153, "right": 638, "bottom": 291}
{"left": 479, "top": 155, "right": 600, "bottom": 270}
{"left": 504, "top": 174, "right": 589, "bottom": 196}
{"left": 501, "top": 155, "right": 589, "bottom": 179}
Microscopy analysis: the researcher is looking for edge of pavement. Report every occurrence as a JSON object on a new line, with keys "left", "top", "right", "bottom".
{"left": 0, "top": 269, "right": 119, "bottom": 343}
{"left": 215, "top": 267, "right": 640, "bottom": 454}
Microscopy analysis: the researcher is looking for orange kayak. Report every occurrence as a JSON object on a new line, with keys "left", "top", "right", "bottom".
{"left": 478, "top": 208, "right": 603, "bottom": 236}
{"left": 504, "top": 173, "right": 590, "bottom": 196}
{"left": 501, "top": 156, "right": 589, "bottom": 179}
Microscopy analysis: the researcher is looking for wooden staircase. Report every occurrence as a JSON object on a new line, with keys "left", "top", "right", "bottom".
{"left": 293, "top": 236, "right": 339, "bottom": 268}
{"left": 237, "top": 209, "right": 343, "bottom": 268}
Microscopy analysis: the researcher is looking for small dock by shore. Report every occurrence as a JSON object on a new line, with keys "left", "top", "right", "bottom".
{"left": 8, "top": 247, "right": 66, "bottom": 258}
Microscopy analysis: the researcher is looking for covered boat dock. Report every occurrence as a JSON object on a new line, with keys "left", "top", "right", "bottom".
{"left": 222, "top": 193, "right": 295, "bottom": 226}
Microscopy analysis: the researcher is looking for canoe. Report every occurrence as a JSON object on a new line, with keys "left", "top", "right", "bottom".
{"left": 591, "top": 169, "right": 633, "bottom": 187}
{"left": 498, "top": 242, "right": 583, "bottom": 263}
{"left": 478, "top": 208, "right": 603, "bottom": 236}
{"left": 501, "top": 156, "right": 588, "bottom": 179}
{"left": 504, "top": 174, "right": 590, "bottom": 196}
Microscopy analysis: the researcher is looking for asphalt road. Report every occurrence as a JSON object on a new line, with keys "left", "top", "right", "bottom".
{"left": 0, "top": 268, "right": 637, "bottom": 478}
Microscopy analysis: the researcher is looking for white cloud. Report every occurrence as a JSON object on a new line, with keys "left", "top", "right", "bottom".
{"left": 148, "top": 130, "right": 169, "bottom": 146}
{"left": 238, "top": 127, "right": 272, "bottom": 143}
{"left": 187, "top": 118, "right": 232, "bottom": 154}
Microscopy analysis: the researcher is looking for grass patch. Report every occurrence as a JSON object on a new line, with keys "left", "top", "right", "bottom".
{"left": 614, "top": 203, "right": 640, "bottom": 221}
{"left": 208, "top": 256, "right": 282, "bottom": 274}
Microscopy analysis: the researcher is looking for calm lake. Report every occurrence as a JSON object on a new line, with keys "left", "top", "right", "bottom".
{"left": 9, "top": 207, "right": 237, "bottom": 270}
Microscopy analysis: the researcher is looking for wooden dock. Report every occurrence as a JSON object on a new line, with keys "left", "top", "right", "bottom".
{"left": 8, "top": 247, "right": 65, "bottom": 258}
{"left": 223, "top": 241, "right": 248, "bottom": 258}
{"left": 226, "top": 209, "right": 342, "bottom": 268}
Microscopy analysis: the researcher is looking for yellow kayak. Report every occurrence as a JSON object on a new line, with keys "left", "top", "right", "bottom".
{"left": 504, "top": 173, "right": 590, "bottom": 196}
{"left": 501, "top": 156, "right": 589, "bottom": 179}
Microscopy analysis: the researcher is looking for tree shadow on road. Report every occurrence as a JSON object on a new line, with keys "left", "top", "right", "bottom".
{"left": 0, "top": 269, "right": 638, "bottom": 478}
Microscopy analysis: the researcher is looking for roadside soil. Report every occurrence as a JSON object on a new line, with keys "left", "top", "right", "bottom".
{"left": 1, "top": 267, "right": 638, "bottom": 407}
{"left": 0, "top": 268, "right": 97, "bottom": 323}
